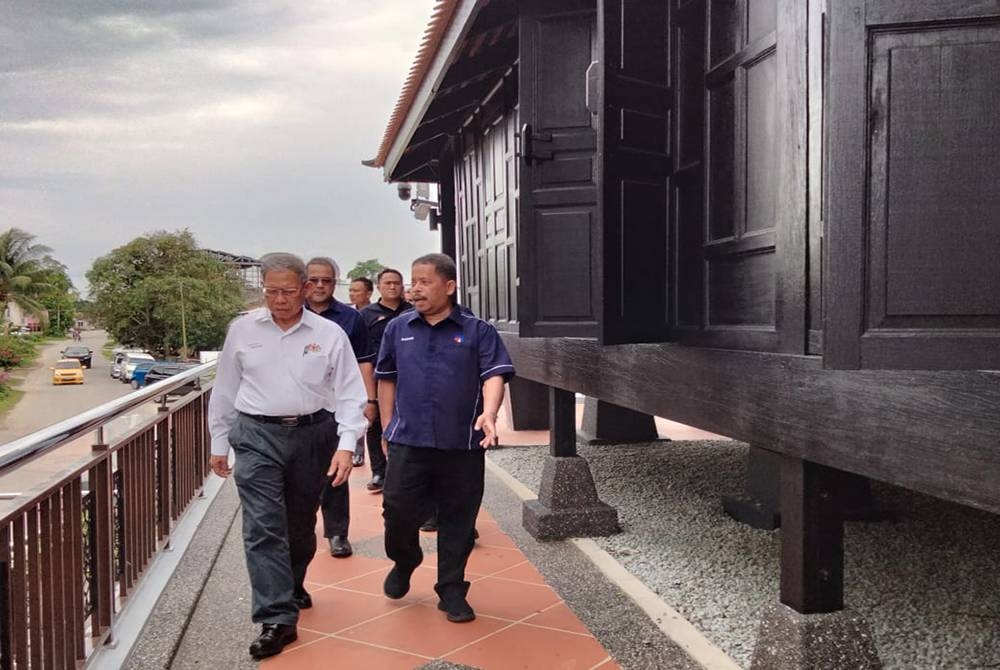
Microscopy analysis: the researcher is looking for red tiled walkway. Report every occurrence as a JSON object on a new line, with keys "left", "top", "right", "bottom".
{"left": 261, "top": 464, "right": 620, "bottom": 670}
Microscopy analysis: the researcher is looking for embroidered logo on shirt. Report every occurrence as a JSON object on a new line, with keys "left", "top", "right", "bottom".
{"left": 302, "top": 343, "right": 322, "bottom": 356}
{"left": 401, "top": 336, "right": 415, "bottom": 342}
{"left": 453, "top": 335, "right": 463, "bottom": 344}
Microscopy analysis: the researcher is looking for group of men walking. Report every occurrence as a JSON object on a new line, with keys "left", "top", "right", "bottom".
{"left": 207, "top": 251, "right": 514, "bottom": 660}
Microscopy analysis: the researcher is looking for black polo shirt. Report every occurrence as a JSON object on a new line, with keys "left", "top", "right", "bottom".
{"left": 360, "top": 299, "right": 412, "bottom": 353}
{"left": 375, "top": 305, "right": 515, "bottom": 450}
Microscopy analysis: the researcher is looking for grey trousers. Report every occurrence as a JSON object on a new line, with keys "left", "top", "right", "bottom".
{"left": 230, "top": 413, "right": 336, "bottom": 625}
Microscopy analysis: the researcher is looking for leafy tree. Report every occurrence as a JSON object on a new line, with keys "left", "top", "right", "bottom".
{"left": 87, "top": 230, "right": 245, "bottom": 356}
{"left": 35, "top": 258, "right": 78, "bottom": 335}
{"left": 347, "top": 258, "right": 384, "bottom": 282}
{"left": 0, "top": 228, "right": 53, "bottom": 326}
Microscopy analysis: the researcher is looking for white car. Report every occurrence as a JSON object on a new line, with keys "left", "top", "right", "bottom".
{"left": 110, "top": 349, "right": 147, "bottom": 378}
{"left": 120, "top": 353, "right": 156, "bottom": 382}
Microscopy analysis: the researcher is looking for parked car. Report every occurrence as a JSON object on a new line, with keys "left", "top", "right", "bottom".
{"left": 111, "top": 349, "right": 147, "bottom": 378}
{"left": 59, "top": 345, "right": 93, "bottom": 369}
{"left": 130, "top": 361, "right": 157, "bottom": 389}
{"left": 144, "top": 362, "right": 199, "bottom": 396}
{"left": 121, "top": 353, "right": 156, "bottom": 382}
{"left": 51, "top": 359, "right": 84, "bottom": 385}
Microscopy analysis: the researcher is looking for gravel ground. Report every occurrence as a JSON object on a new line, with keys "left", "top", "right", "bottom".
{"left": 487, "top": 441, "right": 1000, "bottom": 670}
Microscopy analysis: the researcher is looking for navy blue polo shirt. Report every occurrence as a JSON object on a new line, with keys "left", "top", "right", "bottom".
{"left": 375, "top": 305, "right": 515, "bottom": 450}
{"left": 307, "top": 300, "right": 374, "bottom": 363}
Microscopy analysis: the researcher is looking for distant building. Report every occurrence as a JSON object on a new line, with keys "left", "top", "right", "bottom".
{"left": 202, "top": 249, "right": 263, "bottom": 307}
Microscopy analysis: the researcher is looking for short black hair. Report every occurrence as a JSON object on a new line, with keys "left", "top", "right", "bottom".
{"left": 351, "top": 276, "right": 373, "bottom": 291}
{"left": 412, "top": 253, "right": 457, "bottom": 283}
{"left": 377, "top": 267, "right": 404, "bottom": 283}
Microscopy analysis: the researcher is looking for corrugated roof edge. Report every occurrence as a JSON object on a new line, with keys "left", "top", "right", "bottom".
{"left": 367, "top": 0, "right": 461, "bottom": 172}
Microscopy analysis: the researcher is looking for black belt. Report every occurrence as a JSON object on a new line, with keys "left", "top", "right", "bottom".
{"left": 241, "top": 409, "right": 331, "bottom": 427}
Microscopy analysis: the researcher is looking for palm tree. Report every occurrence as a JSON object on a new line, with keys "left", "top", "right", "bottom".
{"left": 0, "top": 228, "right": 53, "bottom": 329}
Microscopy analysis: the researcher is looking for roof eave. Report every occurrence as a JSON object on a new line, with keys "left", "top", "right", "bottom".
{"left": 381, "top": 0, "right": 486, "bottom": 182}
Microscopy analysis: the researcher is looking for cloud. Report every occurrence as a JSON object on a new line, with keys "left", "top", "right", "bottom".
{"left": 1, "top": 0, "right": 443, "bottom": 294}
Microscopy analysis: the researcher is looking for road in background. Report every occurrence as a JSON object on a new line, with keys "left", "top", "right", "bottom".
{"left": 0, "top": 329, "right": 135, "bottom": 445}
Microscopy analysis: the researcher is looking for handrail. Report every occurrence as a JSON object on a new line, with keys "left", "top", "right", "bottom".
{"left": 0, "top": 360, "right": 217, "bottom": 471}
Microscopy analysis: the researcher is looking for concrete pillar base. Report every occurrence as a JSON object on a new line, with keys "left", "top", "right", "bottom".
{"left": 751, "top": 603, "right": 882, "bottom": 670}
{"left": 522, "top": 456, "right": 619, "bottom": 540}
{"left": 578, "top": 397, "right": 662, "bottom": 445}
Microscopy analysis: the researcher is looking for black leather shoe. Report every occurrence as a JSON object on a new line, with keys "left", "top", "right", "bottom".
{"left": 383, "top": 563, "right": 417, "bottom": 599}
{"left": 366, "top": 474, "right": 384, "bottom": 492}
{"left": 352, "top": 452, "right": 365, "bottom": 466}
{"left": 249, "top": 623, "right": 297, "bottom": 659}
{"left": 437, "top": 598, "right": 476, "bottom": 623}
{"left": 292, "top": 589, "right": 312, "bottom": 610}
{"left": 328, "top": 536, "right": 353, "bottom": 558}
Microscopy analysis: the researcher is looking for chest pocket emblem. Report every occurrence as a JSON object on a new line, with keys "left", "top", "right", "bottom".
{"left": 302, "top": 343, "right": 322, "bottom": 357}
{"left": 453, "top": 335, "right": 463, "bottom": 344}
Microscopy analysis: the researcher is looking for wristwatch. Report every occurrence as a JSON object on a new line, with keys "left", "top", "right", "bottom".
{"left": 367, "top": 399, "right": 378, "bottom": 404}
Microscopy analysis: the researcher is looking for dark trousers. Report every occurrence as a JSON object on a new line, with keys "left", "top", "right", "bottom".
{"left": 230, "top": 413, "right": 336, "bottom": 625}
{"left": 320, "top": 470, "right": 350, "bottom": 537}
{"left": 382, "top": 443, "right": 485, "bottom": 601}
{"left": 366, "top": 413, "right": 386, "bottom": 478}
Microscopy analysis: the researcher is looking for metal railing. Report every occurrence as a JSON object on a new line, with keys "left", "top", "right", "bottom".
{"left": 0, "top": 362, "right": 217, "bottom": 669}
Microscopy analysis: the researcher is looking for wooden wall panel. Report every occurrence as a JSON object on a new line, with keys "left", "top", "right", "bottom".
{"left": 454, "top": 79, "right": 519, "bottom": 331}
{"left": 501, "top": 333, "right": 1000, "bottom": 517}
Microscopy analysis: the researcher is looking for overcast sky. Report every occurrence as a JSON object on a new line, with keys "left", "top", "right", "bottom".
{"left": 0, "top": 0, "right": 440, "bottom": 295}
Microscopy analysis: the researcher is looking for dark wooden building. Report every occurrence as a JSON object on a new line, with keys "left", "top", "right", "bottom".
{"left": 370, "top": 1, "right": 1000, "bottom": 666}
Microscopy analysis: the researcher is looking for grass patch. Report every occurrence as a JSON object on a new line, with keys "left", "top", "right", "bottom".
{"left": 0, "top": 386, "right": 24, "bottom": 414}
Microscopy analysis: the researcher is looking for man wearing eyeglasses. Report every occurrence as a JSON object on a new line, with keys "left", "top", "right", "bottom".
{"left": 208, "top": 252, "right": 367, "bottom": 660}
{"left": 304, "top": 257, "right": 377, "bottom": 559}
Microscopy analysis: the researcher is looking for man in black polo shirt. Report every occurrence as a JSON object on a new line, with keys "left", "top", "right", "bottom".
{"left": 376, "top": 253, "right": 514, "bottom": 623}
{"left": 359, "top": 267, "right": 411, "bottom": 492}
{"left": 305, "top": 257, "right": 376, "bottom": 558}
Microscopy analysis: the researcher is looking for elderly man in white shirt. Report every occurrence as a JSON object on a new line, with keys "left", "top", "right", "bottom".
{"left": 208, "top": 252, "right": 367, "bottom": 661}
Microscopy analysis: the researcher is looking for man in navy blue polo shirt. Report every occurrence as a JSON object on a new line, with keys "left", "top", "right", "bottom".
{"left": 305, "top": 257, "right": 377, "bottom": 559}
{"left": 376, "top": 253, "right": 514, "bottom": 623}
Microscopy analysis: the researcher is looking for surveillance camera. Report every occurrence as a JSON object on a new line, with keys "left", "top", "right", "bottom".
{"left": 397, "top": 183, "right": 412, "bottom": 201}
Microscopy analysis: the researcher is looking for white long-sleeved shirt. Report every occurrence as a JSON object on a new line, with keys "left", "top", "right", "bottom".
{"left": 208, "top": 307, "right": 368, "bottom": 457}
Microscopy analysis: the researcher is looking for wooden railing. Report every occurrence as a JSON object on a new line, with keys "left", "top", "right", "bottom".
{"left": 0, "top": 364, "right": 215, "bottom": 669}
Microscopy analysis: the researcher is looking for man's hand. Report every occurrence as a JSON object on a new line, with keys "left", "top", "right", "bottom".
{"left": 327, "top": 449, "right": 354, "bottom": 487}
{"left": 474, "top": 412, "right": 499, "bottom": 448}
{"left": 209, "top": 455, "right": 231, "bottom": 478}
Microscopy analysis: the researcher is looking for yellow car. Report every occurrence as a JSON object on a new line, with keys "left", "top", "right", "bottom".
{"left": 51, "top": 359, "right": 85, "bottom": 385}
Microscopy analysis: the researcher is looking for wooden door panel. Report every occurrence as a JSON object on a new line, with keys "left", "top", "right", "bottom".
{"left": 826, "top": 0, "right": 1000, "bottom": 369}
{"left": 518, "top": 0, "right": 599, "bottom": 338}
{"left": 598, "top": 0, "right": 672, "bottom": 344}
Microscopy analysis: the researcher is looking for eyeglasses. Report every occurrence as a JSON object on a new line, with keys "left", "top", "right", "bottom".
{"left": 262, "top": 287, "right": 300, "bottom": 298}
{"left": 307, "top": 277, "right": 335, "bottom": 285}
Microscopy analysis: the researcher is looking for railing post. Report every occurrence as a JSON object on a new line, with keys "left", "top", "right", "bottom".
{"left": 0, "top": 528, "right": 10, "bottom": 670}
{"left": 157, "top": 417, "right": 172, "bottom": 543}
{"left": 90, "top": 459, "right": 115, "bottom": 639}
{"left": 93, "top": 426, "right": 108, "bottom": 451}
